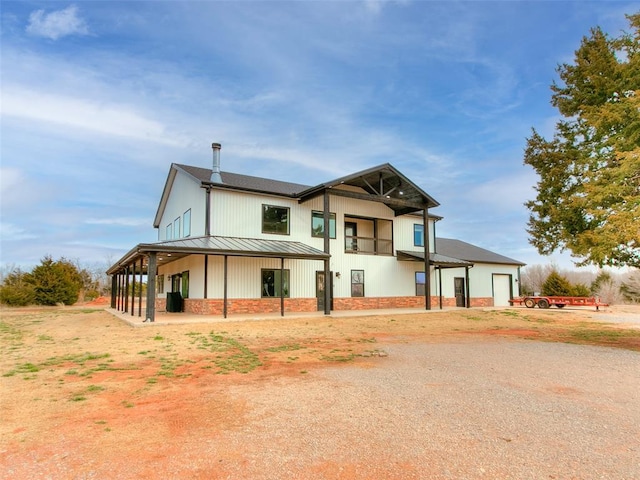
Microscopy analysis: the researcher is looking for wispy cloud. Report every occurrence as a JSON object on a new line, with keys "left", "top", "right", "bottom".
{"left": 2, "top": 86, "right": 185, "bottom": 147}
{"left": 85, "top": 218, "right": 148, "bottom": 227}
{"left": 0, "top": 223, "right": 37, "bottom": 242}
{"left": 26, "top": 4, "right": 89, "bottom": 40}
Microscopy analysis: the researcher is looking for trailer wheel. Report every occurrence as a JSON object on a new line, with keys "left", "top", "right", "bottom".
{"left": 524, "top": 298, "right": 536, "bottom": 308}
{"left": 556, "top": 304, "right": 565, "bottom": 309}
{"left": 537, "top": 298, "right": 550, "bottom": 309}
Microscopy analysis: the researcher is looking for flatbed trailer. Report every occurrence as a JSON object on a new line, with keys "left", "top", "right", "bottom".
{"left": 509, "top": 296, "right": 608, "bottom": 311}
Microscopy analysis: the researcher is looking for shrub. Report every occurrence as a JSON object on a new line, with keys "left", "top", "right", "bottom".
{"left": 0, "top": 269, "right": 35, "bottom": 306}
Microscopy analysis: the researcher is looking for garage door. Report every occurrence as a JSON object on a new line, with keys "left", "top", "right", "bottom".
{"left": 492, "top": 274, "right": 512, "bottom": 307}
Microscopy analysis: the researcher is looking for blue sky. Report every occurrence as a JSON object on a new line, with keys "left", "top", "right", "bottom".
{"left": 1, "top": 1, "right": 638, "bottom": 272}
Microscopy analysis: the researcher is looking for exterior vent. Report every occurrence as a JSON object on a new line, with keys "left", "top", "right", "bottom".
{"left": 210, "top": 143, "right": 223, "bottom": 183}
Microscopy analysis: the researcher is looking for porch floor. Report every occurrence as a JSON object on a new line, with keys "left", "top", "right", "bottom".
{"left": 106, "top": 305, "right": 477, "bottom": 327}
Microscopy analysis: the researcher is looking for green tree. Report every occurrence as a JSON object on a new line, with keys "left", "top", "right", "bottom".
{"left": 524, "top": 13, "right": 640, "bottom": 268}
{"left": 541, "top": 271, "right": 574, "bottom": 296}
{"left": 29, "top": 256, "right": 84, "bottom": 306}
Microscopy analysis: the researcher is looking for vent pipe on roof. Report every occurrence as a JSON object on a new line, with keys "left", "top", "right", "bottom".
{"left": 210, "top": 142, "right": 223, "bottom": 183}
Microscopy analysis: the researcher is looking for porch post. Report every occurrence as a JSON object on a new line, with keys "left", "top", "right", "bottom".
{"left": 131, "top": 263, "right": 136, "bottom": 316}
{"left": 280, "top": 257, "right": 285, "bottom": 317}
{"left": 438, "top": 267, "right": 443, "bottom": 310}
{"left": 323, "top": 190, "right": 331, "bottom": 315}
{"left": 465, "top": 266, "right": 471, "bottom": 308}
{"left": 204, "top": 255, "right": 208, "bottom": 299}
{"left": 110, "top": 275, "right": 117, "bottom": 309}
{"left": 138, "top": 258, "right": 143, "bottom": 317}
{"left": 124, "top": 266, "right": 130, "bottom": 313}
{"left": 423, "top": 208, "right": 431, "bottom": 310}
{"left": 223, "top": 255, "right": 228, "bottom": 319}
{"left": 117, "top": 273, "right": 122, "bottom": 311}
{"left": 145, "top": 252, "right": 157, "bottom": 322}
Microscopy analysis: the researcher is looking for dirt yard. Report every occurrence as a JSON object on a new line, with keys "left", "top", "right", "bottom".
{"left": 1, "top": 304, "right": 639, "bottom": 479}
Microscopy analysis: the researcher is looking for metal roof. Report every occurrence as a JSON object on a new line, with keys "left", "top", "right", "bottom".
{"left": 177, "top": 164, "right": 310, "bottom": 196}
{"left": 107, "top": 235, "right": 329, "bottom": 274}
{"left": 435, "top": 238, "right": 526, "bottom": 266}
{"left": 397, "top": 250, "right": 474, "bottom": 268}
{"left": 174, "top": 162, "right": 440, "bottom": 217}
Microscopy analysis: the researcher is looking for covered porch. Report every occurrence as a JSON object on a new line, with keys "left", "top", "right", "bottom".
{"left": 106, "top": 236, "right": 330, "bottom": 323}
{"left": 397, "top": 250, "right": 474, "bottom": 309}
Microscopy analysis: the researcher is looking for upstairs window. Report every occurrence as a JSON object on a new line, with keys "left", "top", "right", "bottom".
{"left": 183, "top": 209, "right": 191, "bottom": 237}
{"left": 166, "top": 224, "right": 172, "bottom": 240}
{"left": 262, "top": 205, "right": 289, "bottom": 235}
{"left": 414, "top": 224, "right": 424, "bottom": 247}
{"left": 174, "top": 217, "right": 181, "bottom": 239}
{"left": 311, "top": 211, "right": 336, "bottom": 238}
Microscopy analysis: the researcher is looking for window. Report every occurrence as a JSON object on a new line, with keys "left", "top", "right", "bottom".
{"left": 414, "top": 224, "right": 424, "bottom": 247}
{"left": 311, "top": 211, "right": 336, "bottom": 238}
{"left": 261, "top": 269, "right": 290, "bottom": 297}
{"left": 415, "top": 271, "right": 425, "bottom": 296}
{"left": 262, "top": 205, "right": 289, "bottom": 235}
{"left": 157, "top": 274, "right": 165, "bottom": 294}
{"left": 174, "top": 217, "right": 181, "bottom": 239}
{"left": 183, "top": 209, "right": 191, "bottom": 237}
{"left": 166, "top": 224, "right": 172, "bottom": 240}
{"left": 351, "top": 269, "right": 364, "bottom": 297}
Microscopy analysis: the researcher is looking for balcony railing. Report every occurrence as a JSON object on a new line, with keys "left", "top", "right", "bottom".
{"left": 345, "top": 236, "right": 393, "bottom": 255}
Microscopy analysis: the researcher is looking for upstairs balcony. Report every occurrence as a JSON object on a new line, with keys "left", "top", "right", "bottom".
{"left": 344, "top": 216, "right": 393, "bottom": 255}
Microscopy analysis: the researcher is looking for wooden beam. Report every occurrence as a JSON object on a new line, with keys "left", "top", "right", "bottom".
{"left": 326, "top": 188, "right": 427, "bottom": 212}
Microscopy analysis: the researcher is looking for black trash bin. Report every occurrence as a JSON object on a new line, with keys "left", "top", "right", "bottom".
{"left": 166, "top": 292, "right": 183, "bottom": 312}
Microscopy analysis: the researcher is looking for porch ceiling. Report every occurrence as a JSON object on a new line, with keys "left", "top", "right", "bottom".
{"left": 107, "top": 235, "right": 329, "bottom": 274}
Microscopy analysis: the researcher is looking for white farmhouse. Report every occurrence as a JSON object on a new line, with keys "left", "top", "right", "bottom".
{"left": 107, "top": 144, "right": 524, "bottom": 321}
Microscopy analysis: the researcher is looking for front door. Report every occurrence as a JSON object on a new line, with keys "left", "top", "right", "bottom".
{"left": 454, "top": 277, "right": 466, "bottom": 307}
{"left": 316, "top": 271, "right": 333, "bottom": 311}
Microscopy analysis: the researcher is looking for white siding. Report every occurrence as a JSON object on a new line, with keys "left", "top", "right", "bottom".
{"left": 435, "top": 264, "right": 520, "bottom": 300}
{"left": 393, "top": 214, "right": 436, "bottom": 253}
{"left": 159, "top": 172, "right": 206, "bottom": 240}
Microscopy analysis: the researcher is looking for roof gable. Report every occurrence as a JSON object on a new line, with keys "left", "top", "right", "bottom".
{"left": 299, "top": 163, "right": 440, "bottom": 215}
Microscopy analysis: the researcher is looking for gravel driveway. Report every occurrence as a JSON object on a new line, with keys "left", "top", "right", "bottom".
{"left": 215, "top": 338, "right": 640, "bottom": 479}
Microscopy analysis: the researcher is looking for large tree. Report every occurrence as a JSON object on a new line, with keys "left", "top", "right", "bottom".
{"left": 524, "top": 13, "right": 640, "bottom": 268}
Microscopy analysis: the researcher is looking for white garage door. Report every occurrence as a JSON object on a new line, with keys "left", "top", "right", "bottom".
{"left": 493, "top": 274, "right": 512, "bottom": 307}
